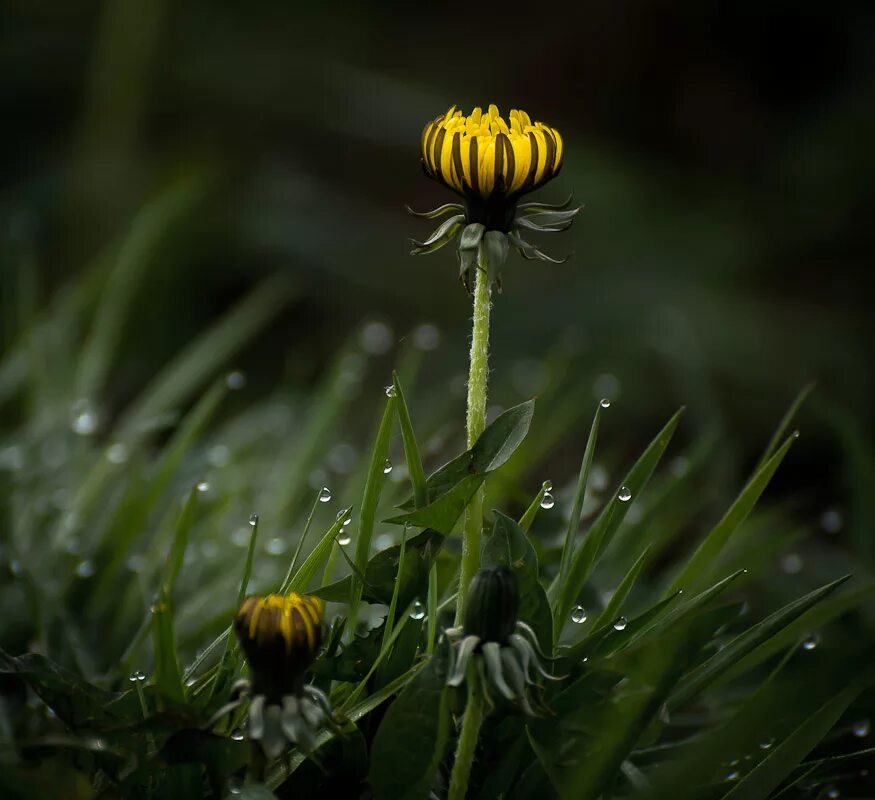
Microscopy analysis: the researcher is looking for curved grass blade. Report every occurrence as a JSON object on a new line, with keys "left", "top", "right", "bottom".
{"left": 519, "top": 480, "right": 551, "bottom": 533}
{"left": 754, "top": 382, "right": 814, "bottom": 473}
{"left": 286, "top": 507, "right": 354, "bottom": 595}
{"left": 590, "top": 545, "right": 651, "bottom": 633}
{"left": 392, "top": 371, "right": 427, "bottom": 509}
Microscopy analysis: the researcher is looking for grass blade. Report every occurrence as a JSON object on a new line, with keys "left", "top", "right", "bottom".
{"left": 519, "top": 480, "right": 551, "bottom": 533}
{"left": 393, "top": 371, "right": 427, "bottom": 509}
{"left": 721, "top": 685, "right": 859, "bottom": 800}
{"left": 754, "top": 382, "right": 814, "bottom": 473}
{"left": 590, "top": 545, "right": 651, "bottom": 632}
{"left": 284, "top": 507, "right": 353, "bottom": 594}
{"left": 668, "top": 432, "right": 797, "bottom": 594}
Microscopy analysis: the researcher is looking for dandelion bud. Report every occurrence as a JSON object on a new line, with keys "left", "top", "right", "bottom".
{"left": 463, "top": 566, "right": 519, "bottom": 645}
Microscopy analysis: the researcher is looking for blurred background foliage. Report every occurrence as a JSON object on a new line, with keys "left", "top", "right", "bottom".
{"left": 1, "top": 0, "right": 874, "bottom": 686}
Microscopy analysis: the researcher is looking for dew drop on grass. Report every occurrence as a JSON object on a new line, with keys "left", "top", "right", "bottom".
{"left": 319, "top": 486, "right": 332, "bottom": 503}
{"left": 248, "top": 513, "right": 259, "bottom": 527}
{"left": 618, "top": 486, "right": 632, "bottom": 502}
{"left": 725, "top": 771, "right": 740, "bottom": 782}
{"left": 384, "top": 384, "right": 397, "bottom": 398}
{"left": 542, "top": 479, "right": 553, "bottom": 491}
{"left": 540, "top": 492, "right": 555, "bottom": 510}
{"left": 383, "top": 459, "right": 393, "bottom": 474}
{"left": 196, "top": 481, "right": 210, "bottom": 493}
{"left": 336, "top": 510, "right": 352, "bottom": 526}
{"left": 759, "top": 738, "right": 775, "bottom": 750}
{"left": 802, "top": 633, "right": 820, "bottom": 651}
{"left": 410, "top": 601, "right": 425, "bottom": 620}
{"left": 613, "top": 616, "right": 628, "bottom": 631}
{"left": 571, "top": 605, "right": 587, "bottom": 624}
{"left": 129, "top": 671, "right": 147, "bottom": 682}
{"left": 231, "top": 729, "right": 245, "bottom": 741}
{"left": 337, "top": 533, "right": 351, "bottom": 546}
{"left": 71, "top": 399, "right": 99, "bottom": 436}
{"left": 75, "top": 560, "right": 95, "bottom": 579}
{"left": 599, "top": 398, "right": 611, "bottom": 408}
{"left": 852, "top": 719, "right": 870, "bottom": 737}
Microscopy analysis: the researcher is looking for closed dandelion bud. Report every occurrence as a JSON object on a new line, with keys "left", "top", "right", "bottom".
{"left": 234, "top": 593, "right": 323, "bottom": 701}
{"left": 463, "top": 566, "right": 519, "bottom": 644}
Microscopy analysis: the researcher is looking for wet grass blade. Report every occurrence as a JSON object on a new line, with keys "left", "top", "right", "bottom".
{"left": 551, "top": 408, "right": 684, "bottom": 635}
{"left": 159, "top": 487, "right": 199, "bottom": 602}
{"left": 393, "top": 371, "right": 427, "bottom": 509}
{"left": 280, "top": 491, "right": 322, "bottom": 591}
{"left": 349, "top": 396, "right": 396, "bottom": 626}
{"left": 669, "top": 576, "right": 850, "bottom": 709}
{"left": 591, "top": 545, "right": 651, "bottom": 632}
{"left": 754, "top": 382, "right": 814, "bottom": 473}
{"left": 284, "top": 507, "right": 353, "bottom": 595}
{"left": 558, "top": 401, "right": 603, "bottom": 592}
{"left": 426, "top": 564, "right": 438, "bottom": 654}
{"left": 519, "top": 481, "right": 551, "bottom": 533}
{"left": 380, "top": 525, "right": 409, "bottom": 659}
{"left": 721, "top": 685, "right": 859, "bottom": 800}
{"left": 668, "top": 432, "right": 797, "bottom": 595}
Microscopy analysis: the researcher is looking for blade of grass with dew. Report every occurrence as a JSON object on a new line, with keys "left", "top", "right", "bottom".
{"left": 551, "top": 408, "right": 684, "bottom": 635}
{"left": 558, "top": 400, "right": 603, "bottom": 592}
{"left": 393, "top": 371, "right": 427, "bottom": 509}
{"left": 590, "top": 545, "right": 651, "bottom": 632}
{"left": 668, "top": 575, "right": 850, "bottom": 710}
{"left": 279, "top": 490, "right": 322, "bottom": 593}
{"left": 754, "top": 382, "right": 814, "bottom": 473}
{"left": 426, "top": 564, "right": 439, "bottom": 654}
{"left": 721, "top": 685, "right": 859, "bottom": 800}
{"left": 519, "top": 481, "right": 551, "bottom": 533}
{"left": 668, "top": 432, "right": 797, "bottom": 595}
{"left": 208, "top": 514, "right": 260, "bottom": 700}
{"left": 348, "top": 395, "right": 396, "bottom": 628}
{"left": 285, "top": 507, "right": 353, "bottom": 594}
{"left": 75, "top": 178, "right": 203, "bottom": 403}
{"left": 377, "top": 525, "right": 409, "bottom": 684}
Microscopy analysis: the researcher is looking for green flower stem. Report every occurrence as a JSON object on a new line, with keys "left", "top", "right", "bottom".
{"left": 448, "top": 670, "right": 487, "bottom": 800}
{"left": 456, "top": 260, "right": 491, "bottom": 626}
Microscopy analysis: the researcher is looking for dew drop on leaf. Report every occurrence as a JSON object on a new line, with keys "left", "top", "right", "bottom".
{"left": 599, "top": 397, "right": 611, "bottom": 408}
{"left": 196, "top": 481, "right": 210, "bottom": 493}
{"left": 319, "top": 486, "right": 332, "bottom": 503}
{"left": 384, "top": 384, "right": 397, "bottom": 398}
{"left": 618, "top": 486, "right": 632, "bottom": 502}
{"left": 852, "top": 719, "right": 870, "bottom": 737}
{"left": 337, "top": 533, "right": 351, "bottom": 546}
{"left": 383, "top": 459, "right": 393, "bottom": 474}
{"left": 249, "top": 513, "right": 259, "bottom": 527}
{"left": 571, "top": 605, "right": 587, "bottom": 624}
{"left": 540, "top": 492, "right": 555, "bottom": 510}
{"left": 802, "top": 633, "right": 820, "bottom": 651}
{"left": 410, "top": 600, "right": 425, "bottom": 620}
{"left": 613, "top": 616, "right": 628, "bottom": 631}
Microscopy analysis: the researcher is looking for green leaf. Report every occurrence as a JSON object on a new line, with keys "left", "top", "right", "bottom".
{"left": 285, "top": 507, "right": 354, "bottom": 594}
{"left": 721, "top": 685, "right": 859, "bottom": 800}
{"left": 668, "top": 576, "right": 850, "bottom": 709}
{"left": 551, "top": 408, "right": 684, "bottom": 634}
{"left": 151, "top": 600, "right": 185, "bottom": 705}
{"left": 482, "top": 511, "right": 553, "bottom": 650}
{"left": 668, "top": 432, "right": 797, "bottom": 594}
{"left": 350, "top": 395, "right": 396, "bottom": 623}
{"left": 369, "top": 639, "right": 451, "bottom": 800}
{"left": 316, "top": 529, "right": 443, "bottom": 607}
{"left": 385, "top": 474, "right": 484, "bottom": 531}
{"left": 558, "top": 401, "right": 603, "bottom": 592}
{"left": 393, "top": 371, "right": 427, "bottom": 509}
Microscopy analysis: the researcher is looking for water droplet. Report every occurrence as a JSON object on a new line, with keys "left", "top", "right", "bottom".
{"left": 106, "top": 442, "right": 129, "bottom": 465}
{"left": 571, "top": 605, "right": 587, "bottom": 624}
{"left": 820, "top": 508, "right": 843, "bottom": 534}
{"left": 413, "top": 323, "right": 441, "bottom": 351}
{"left": 336, "top": 510, "right": 352, "bottom": 526}
{"left": 383, "top": 459, "right": 393, "bottom": 474}
{"left": 129, "top": 671, "right": 146, "bottom": 682}
{"left": 384, "top": 384, "right": 397, "bottom": 398}
{"left": 70, "top": 399, "right": 99, "bottom": 436}
{"left": 725, "top": 771, "right": 740, "bottom": 782}
{"left": 337, "top": 533, "right": 351, "bottom": 546}
{"left": 360, "top": 321, "right": 393, "bottom": 354}
{"left": 540, "top": 492, "right": 555, "bottom": 510}
{"left": 225, "top": 371, "right": 247, "bottom": 390}
{"left": 319, "top": 486, "right": 332, "bottom": 503}
{"left": 75, "top": 560, "right": 95, "bottom": 579}
{"left": 618, "top": 486, "right": 632, "bottom": 502}
{"left": 759, "top": 738, "right": 775, "bottom": 750}
{"left": 852, "top": 719, "right": 870, "bottom": 737}
{"left": 196, "top": 481, "right": 210, "bottom": 493}
{"left": 410, "top": 600, "right": 426, "bottom": 620}
{"left": 780, "top": 553, "right": 803, "bottom": 574}
{"left": 231, "top": 729, "right": 245, "bottom": 741}
{"left": 613, "top": 616, "right": 628, "bottom": 631}
{"left": 599, "top": 398, "right": 611, "bottom": 409}
{"left": 265, "top": 538, "right": 286, "bottom": 555}
{"left": 801, "top": 633, "right": 820, "bottom": 651}
{"left": 249, "top": 513, "right": 259, "bottom": 527}
{"left": 542, "top": 480, "right": 553, "bottom": 491}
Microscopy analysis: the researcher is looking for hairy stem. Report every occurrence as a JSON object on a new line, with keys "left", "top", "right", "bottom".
{"left": 448, "top": 669, "right": 487, "bottom": 800}
{"left": 456, "top": 261, "right": 491, "bottom": 626}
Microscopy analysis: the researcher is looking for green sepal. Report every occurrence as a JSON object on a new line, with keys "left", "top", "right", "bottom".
{"left": 508, "top": 231, "right": 570, "bottom": 264}
{"left": 459, "top": 222, "right": 486, "bottom": 251}
{"left": 405, "top": 202, "right": 465, "bottom": 219}
{"left": 410, "top": 214, "right": 465, "bottom": 255}
{"left": 481, "top": 231, "right": 509, "bottom": 291}
{"left": 516, "top": 192, "right": 575, "bottom": 213}
{"left": 457, "top": 247, "right": 478, "bottom": 293}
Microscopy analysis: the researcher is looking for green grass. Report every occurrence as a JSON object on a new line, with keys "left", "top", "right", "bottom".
{"left": 0, "top": 202, "right": 873, "bottom": 800}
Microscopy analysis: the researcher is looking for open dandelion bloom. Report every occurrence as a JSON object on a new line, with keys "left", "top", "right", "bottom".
{"left": 421, "top": 105, "right": 564, "bottom": 206}
{"left": 228, "top": 593, "right": 333, "bottom": 758}
{"left": 410, "top": 104, "right": 580, "bottom": 291}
